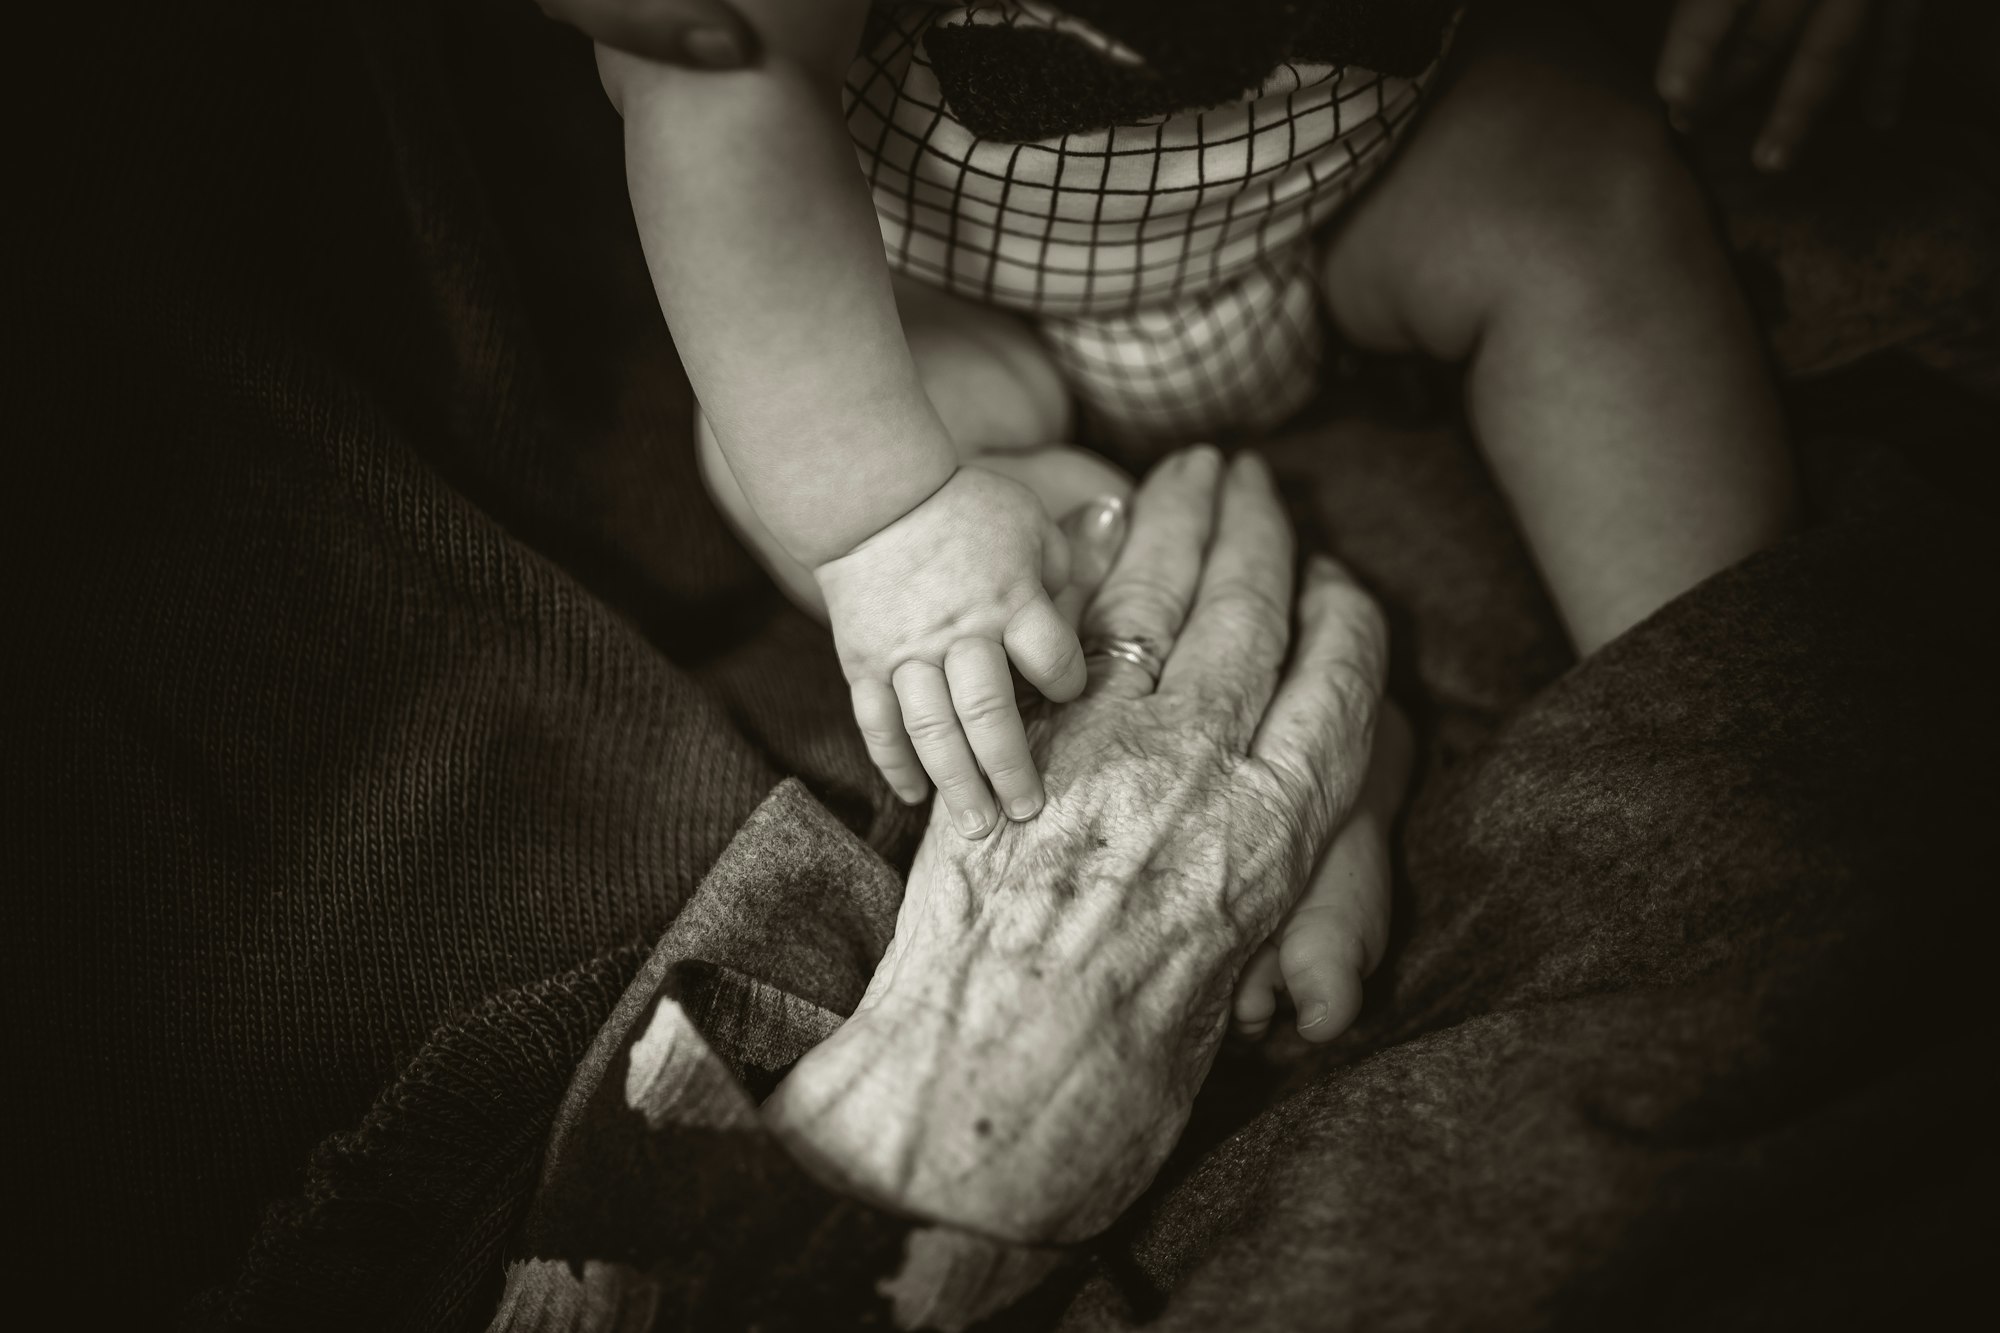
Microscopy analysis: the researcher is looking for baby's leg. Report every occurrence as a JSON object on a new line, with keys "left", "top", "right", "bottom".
{"left": 1317, "top": 11, "right": 1796, "bottom": 655}
{"left": 699, "top": 273, "right": 1126, "bottom": 615}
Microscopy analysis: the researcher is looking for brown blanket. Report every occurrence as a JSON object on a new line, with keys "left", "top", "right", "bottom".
{"left": 6, "top": 2, "right": 1994, "bottom": 1328}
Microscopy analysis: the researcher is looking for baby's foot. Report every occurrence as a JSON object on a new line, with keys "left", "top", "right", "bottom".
{"left": 1233, "top": 700, "right": 1412, "bottom": 1043}
{"left": 972, "top": 444, "right": 1134, "bottom": 532}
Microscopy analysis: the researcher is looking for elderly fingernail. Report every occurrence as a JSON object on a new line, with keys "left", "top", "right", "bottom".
{"left": 681, "top": 26, "right": 745, "bottom": 68}
{"left": 957, "top": 807, "right": 992, "bottom": 837}
{"left": 1299, "top": 1002, "right": 1330, "bottom": 1030}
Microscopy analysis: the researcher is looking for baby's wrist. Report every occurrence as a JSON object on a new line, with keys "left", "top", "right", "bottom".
{"left": 802, "top": 457, "right": 961, "bottom": 574}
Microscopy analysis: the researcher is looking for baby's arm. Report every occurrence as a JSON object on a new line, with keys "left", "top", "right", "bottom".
{"left": 598, "top": 0, "right": 951, "bottom": 565}
{"left": 599, "top": 1, "right": 1085, "bottom": 835}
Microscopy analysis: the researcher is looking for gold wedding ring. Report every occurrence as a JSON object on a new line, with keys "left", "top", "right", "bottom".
{"left": 1082, "top": 635, "right": 1168, "bottom": 689}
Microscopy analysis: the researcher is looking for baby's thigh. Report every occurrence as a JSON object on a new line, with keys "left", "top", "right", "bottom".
{"left": 1317, "top": 20, "right": 1688, "bottom": 360}
{"left": 891, "top": 274, "right": 1075, "bottom": 458}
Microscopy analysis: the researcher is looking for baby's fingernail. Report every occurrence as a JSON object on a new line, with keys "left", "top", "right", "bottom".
{"left": 1753, "top": 140, "right": 1789, "bottom": 173}
{"left": 956, "top": 807, "right": 992, "bottom": 837}
{"left": 1666, "top": 104, "right": 1694, "bottom": 134}
{"left": 680, "top": 27, "right": 745, "bottom": 68}
{"left": 1299, "top": 1002, "right": 1330, "bottom": 1030}
{"left": 1006, "top": 797, "right": 1041, "bottom": 821}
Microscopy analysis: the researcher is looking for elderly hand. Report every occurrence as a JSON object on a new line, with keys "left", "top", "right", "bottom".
{"left": 1656, "top": 0, "right": 1924, "bottom": 171}
{"left": 536, "top": 0, "right": 757, "bottom": 66}
{"left": 764, "top": 446, "right": 1394, "bottom": 1244}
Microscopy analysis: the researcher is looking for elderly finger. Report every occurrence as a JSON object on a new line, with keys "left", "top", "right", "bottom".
{"left": 1753, "top": 0, "right": 1871, "bottom": 169}
{"left": 1079, "top": 446, "right": 1223, "bottom": 697}
{"left": 1250, "top": 556, "right": 1389, "bottom": 832}
{"left": 852, "top": 679, "right": 929, "bottom": 805}
{"left": 895, "top": 661, "right": 996, "bottom": 838}
{"left": 1657, "top": 0, "right": 1755, "bottom": 109}
{"left": 545, "top": 0, "right": 759, "bottom": 66}
{"left": 947, "top": 638, "right": 1044, "bottom": 821}
{"left": 1159, "top": 453, "right": 1296, "bottom": 736}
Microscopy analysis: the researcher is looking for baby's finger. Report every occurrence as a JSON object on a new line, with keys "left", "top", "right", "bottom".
{"left": 1232, "top": 941, "right": 1283, "bottom": 1040}
{"left": 946, "top": 639, "right": 1044, "bottom": 821}
{"left": 894, "top": 661, "right": 997, "bottom": 838}
{"left": 1657, "top": 0, "right": 1754, "bottom": 110}
{"left": 852, "top": 679, "right": 929, "bottom": 805}
{"left": 1005, "top": 595, "right": 1088, "bottom": 704}
{"left": 1754, "top": 0, "right": 1871, "bottom": 170}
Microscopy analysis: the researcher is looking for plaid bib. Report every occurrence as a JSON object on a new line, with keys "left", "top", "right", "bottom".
{"left": 847, "top": 3, "right": 1450, "bottom": 441}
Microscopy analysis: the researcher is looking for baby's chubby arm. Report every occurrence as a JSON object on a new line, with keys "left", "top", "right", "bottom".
{"left": 597, "top": 0, "right": 949, "bottom": 565}
{"left": 599, "top": 0, "right": 1085, "bottom": 836}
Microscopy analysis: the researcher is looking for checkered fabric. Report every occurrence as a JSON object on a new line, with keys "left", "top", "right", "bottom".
{"left": 846, "top": 3, "right": 1450, "bottom": 442}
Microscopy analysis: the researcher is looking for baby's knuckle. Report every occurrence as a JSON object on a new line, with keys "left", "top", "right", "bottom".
{"left": 904, "top": 713, "right": 962, "bottom": 744}
{"left": 955, "top": 694, "right": 1018, "bottom": 728}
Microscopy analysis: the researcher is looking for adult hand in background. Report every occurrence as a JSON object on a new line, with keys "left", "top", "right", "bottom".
{"left": 537, "top": 0, "right": 757, "bottom": 66}
{"left": 765, "top": 447, "right": 1395, "bottom": 1243}
{"left": 1655, "top": 0, "right": 1925, "bottom": 170}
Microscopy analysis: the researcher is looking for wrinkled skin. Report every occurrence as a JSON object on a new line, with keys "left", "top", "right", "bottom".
{"left": 766, "top": 448, "right": 1389, "bottom": 1242}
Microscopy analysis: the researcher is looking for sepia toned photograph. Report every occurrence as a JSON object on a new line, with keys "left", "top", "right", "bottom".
{"left": 7, "top": 0, "right": 1993, "bottom": 1327}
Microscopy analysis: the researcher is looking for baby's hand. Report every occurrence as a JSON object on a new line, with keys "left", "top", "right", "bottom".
{"left": 1656, "top": 0, "right": 1918, "bottom": 171}
{"left": 815, "top": 467, "right": 1084, "bottom": 838}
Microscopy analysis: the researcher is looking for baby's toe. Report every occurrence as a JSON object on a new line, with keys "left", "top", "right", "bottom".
{"left": 1232, "top": 941, "right": 1282, "bottom": 1039}
{"left": 1277, "top": 920, "right": 1367, "bottom": 1044}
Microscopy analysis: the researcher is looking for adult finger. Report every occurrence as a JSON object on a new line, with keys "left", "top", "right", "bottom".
{"left": 947, "top": 638, "right": 1044, "bottom": 821}
{"left": 1079, "top": 446, "right": 1223, "bottom": 699}
{"left": 1250, "top": 555, "right": 1389, "bottom": 839}
{"left": 1753, "top": 0, "right": 1871, "bottom": 170}
{"left": 895, "top": 661, "right": 996, "bottom": 838}
{"left": 1006, "top": 595, "right": 1087, "bottom": 703}
{"left": 541, "top": 0, "right": 759, "bottom": 66}
{"left": 1159, "top": 452, "right": 1296, "bottom": 740}
{"left": 1657, "top": 0, "right": 1754, "bottom": 111}
{"left": 852, "top": 679, "right": 929, "bottom": 805}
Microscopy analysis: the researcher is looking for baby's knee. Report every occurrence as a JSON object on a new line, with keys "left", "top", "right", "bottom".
{"left": 1324, "top": 69, "right": 1719, "bottom": 357}
{"left": 1467, "top": 98, "right": 1726, "bottom": 338}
